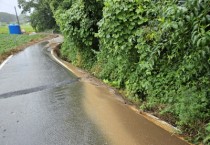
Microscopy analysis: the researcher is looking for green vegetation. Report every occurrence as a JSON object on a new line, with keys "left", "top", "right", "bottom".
{"left": 18, "top": 0, "right": 57, "bottom": 32}
{"left": 0, "top": 34, "right": 46, "bottom": 55}
{"left": 0, "top": 24, "right": 35, "bottom": 34}
{"left": 53, "top": 0, "right": 103, "bottom": 69}
{"left": 54, "top": 0, "right": 210, "bottom": 144}
{"left": 20, "top": 24, "right": 35, "bottom": 32}
{"left": 19, "top": 0, "right": 210, "bottom": 144}
{"left": 95, "top": 1, "right": 210, "bottom": 144}
{"left": 0, "top": 26, "right": 9, "bottom": 34}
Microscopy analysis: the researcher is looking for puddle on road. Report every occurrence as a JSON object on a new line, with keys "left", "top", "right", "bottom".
{"left": 81, "top": 82, "right": 189, "bottom": 145}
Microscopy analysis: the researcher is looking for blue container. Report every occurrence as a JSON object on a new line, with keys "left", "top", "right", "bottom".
{"left": 8, "top": 24, "right": 21, "bottom": 34}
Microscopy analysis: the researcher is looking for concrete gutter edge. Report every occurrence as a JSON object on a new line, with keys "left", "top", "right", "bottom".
{"left": 0, "top": 55, "right": 13, "bottom": 70}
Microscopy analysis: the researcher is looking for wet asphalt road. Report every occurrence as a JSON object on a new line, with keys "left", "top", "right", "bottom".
{"left": 0, "top": 42, "right": 189, "bottom": 145}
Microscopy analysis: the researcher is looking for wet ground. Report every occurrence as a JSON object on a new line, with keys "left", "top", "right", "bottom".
{"left": 0, "top": 42, "right": 189, "bottom": 145}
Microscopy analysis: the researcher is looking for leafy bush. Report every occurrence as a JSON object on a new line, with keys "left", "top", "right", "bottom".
{"left": 53, "top": 0, "right": 210, "bottom": 143}
{"left": 54, "top": 0, "right": 103, "bottom": 69}
{"left": 95, "top": 0, "right": 210, "bottom": 143}
{"left": 18, "top": 0, "right": 57, "bottom": 32}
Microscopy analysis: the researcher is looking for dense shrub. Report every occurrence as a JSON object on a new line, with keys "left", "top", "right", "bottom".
{"left": 52, "top": 0, "right": 210, "bottom": 143}
{"left": 95, "top": 0, "right": 210, "bottom": 143}
{"left": 54, "top": 0, "right": 103, "bottom": 69}
{"left": 18, "top": 0, "right": 57, "bottom": 31}
{"left": 95, "top": 0, "right": 159, "bottom": 101}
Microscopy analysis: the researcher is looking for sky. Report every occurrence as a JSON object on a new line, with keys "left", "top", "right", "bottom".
{"left": 0, "top": 0, "right": 22, "bottom": 15}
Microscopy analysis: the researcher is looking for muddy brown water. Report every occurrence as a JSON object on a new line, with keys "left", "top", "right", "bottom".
{"left": 0, "top": 42, "right": 189, "bottom": 145}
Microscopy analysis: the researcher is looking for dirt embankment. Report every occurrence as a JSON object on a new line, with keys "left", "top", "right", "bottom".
{"left": 0, "top": 34, "right": 58, "bottom": 64}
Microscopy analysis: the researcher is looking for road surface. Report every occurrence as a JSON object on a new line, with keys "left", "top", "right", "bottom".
{"left": 0, "top": 41, "right": 189, "bottom": 145}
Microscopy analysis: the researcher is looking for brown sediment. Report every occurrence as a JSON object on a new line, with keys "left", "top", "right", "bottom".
{"left": 0, "top": 34, "right": 58, "bottom": 64}
{"left": 81, "top": 82, "right": 193, "bottom": 145}
{"left": 51, "top": 44, "right": 192, "bottom": 145}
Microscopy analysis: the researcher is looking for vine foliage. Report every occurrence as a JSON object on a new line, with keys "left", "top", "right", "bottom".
{"left": 52, "top": 0, "right": 210, "bottom": 144}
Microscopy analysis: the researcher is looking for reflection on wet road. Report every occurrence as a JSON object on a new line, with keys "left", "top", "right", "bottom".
{"left": 0, "top": 42, "right": 188, "bottom": 145}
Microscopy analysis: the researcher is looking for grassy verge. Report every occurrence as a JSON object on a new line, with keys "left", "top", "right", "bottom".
{"left": 0, "top": 24, "right": 35, "bottom": 34}
{"left": 0, "top": 34, "right": 57, "bottom": 63}
{"left": 0, "top": 34, "right": 45, "bottom": 54}
{"left": 0, "top": 26, "right": 8, "bottom": 34}
{"left": 20, "top": 24, "right": 35, "bottom": 33}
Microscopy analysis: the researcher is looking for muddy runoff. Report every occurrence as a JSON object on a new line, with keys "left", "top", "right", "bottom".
{"left": 75, "top": 82, "right": 188, "bottom": 145}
